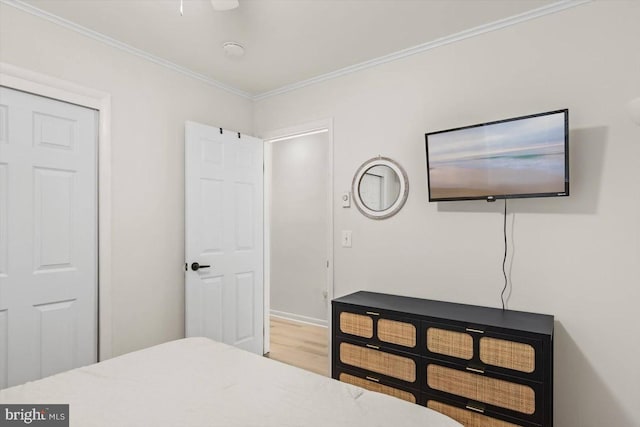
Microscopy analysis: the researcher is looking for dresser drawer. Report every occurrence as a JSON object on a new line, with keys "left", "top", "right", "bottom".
{"left": 339, "top": 311, "right": 374, "bottom": 339}
{"left": 425, "top": 323, "right": 474, "bottom": 360}
{"left": 425, "top": 361, "right": 544, "bottom": 424}
{"left": 336, "top": 367, "right": 418, "bottom": 404}
{"left": 335, "top": 304, "right": 419, "bottom": 351}
{"left": 479, "top": 336, "right": 535, "bottom": 374}
{"left": 425, "top": 397, "right": 532, "bottom": 427}
{"left": 422, "top": 321, "right": 546, "bottom": 381}
{"left": 378, "top": 317, "right": 417, "bottom": 348}
{"left": 337, "top": 338, "right": 419, "bottom": 386}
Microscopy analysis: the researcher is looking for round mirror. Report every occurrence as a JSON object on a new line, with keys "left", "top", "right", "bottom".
{"left": 359, "top": 165, "right": 402, "bottom": 211}
{"left": 352, "top": 157, "right": 409, "bottom": 219}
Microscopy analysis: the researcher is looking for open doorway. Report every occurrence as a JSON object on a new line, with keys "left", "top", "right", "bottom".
{"left": 263, "top": 121, "right": 333, "bottom": 376}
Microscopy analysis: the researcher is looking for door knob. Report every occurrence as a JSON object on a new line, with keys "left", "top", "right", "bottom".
{"left": 191, "top": 262, "right": 211, "bottom": 271}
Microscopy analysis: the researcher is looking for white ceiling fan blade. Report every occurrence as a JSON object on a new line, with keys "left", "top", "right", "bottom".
{"left": 211, "top": 0, "right": 239, "bottom": 11}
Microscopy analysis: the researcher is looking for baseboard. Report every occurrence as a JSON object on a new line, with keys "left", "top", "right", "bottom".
{"left": 270, "top": 310, "right": 328, "bottom": 328}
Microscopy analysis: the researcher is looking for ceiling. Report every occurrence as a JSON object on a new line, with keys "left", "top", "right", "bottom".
{"left": 22, "top": 0, "right": 556, "bottom": 96}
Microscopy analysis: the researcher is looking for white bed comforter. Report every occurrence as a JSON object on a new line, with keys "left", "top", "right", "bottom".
{"left": 0, "top": 337, "right": 461, "bottom": 427}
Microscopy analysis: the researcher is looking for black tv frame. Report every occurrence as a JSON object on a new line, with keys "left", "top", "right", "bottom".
{"left": 425, "top": 109, "right": 569, "bottom": 202}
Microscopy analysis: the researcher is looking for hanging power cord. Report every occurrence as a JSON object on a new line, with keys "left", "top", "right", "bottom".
{"left": 500, "top": 199, "right": 508, "bottom": 310}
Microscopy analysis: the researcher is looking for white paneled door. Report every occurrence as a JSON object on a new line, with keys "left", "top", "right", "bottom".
{"left": 0, "top": 87, "right": 98, "bottom": 389}
{"left": 185, "top": 122, "right": 263, "bottom": 355}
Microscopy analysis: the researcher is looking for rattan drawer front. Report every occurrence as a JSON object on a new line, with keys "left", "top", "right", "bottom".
{"left": 479, "top": 337, "right": 535, "bottom": 374}
{"left": 426, "top": 364, "right": 535, "bottom": 415}
{"left": 427, "top": 327, "right": 473, "bottom": 360}
{"left": 339, "top": 312, "right": 374, "bottom": 339}
{"left": 339, "top": 373, "right": 417, "bottom": 403}
{"left": 427, "top": 400, "right": 522, "bottom": 427}
{"left": 378, "top": 319, "right": 416, "bottom": 348}
{"left": 339, "top": 342, "right": 416, "bottom": 383}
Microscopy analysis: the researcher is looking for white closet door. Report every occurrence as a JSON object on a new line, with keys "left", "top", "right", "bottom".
{"left": 0, "top": 87, "right": 98, "bottom": 388}
{"left": 185, "top": 121, "right": 264, "bottom": 355}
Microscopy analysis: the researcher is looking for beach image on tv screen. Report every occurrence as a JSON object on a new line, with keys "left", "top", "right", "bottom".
{"left": 427, "top": 112, "right": 566, "bottom": 199}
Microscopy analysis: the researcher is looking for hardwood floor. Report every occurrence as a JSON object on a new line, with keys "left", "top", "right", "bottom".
{"left": 266, "top": 316, "right": 329, "bottom": 377}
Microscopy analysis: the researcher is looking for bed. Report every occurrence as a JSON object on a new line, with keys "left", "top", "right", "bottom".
{"left": 0, "top": 337, "right": 461, "bottom": 427}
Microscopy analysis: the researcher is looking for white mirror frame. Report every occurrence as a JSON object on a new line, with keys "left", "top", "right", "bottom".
{"left": 352, "top": 156, "right": 409, "bottom": 220}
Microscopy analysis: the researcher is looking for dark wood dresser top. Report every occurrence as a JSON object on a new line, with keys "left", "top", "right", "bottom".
{"left": 333, "top": 291, "right": 554, "bottom": 336}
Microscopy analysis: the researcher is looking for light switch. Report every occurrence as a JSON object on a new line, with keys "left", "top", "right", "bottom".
{"left": 341, "top": 230, "right": 352, "bottom": 248}
{"left": 341, "top": 192, "right": 351, "bottom": 208}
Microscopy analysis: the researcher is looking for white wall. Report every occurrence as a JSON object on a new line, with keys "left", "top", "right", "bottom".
{"left": 254, "top": 2, "right": 640, "bottom": 426}
{"left": 0, "top": 4, "right": 253, "bottom": 357}
{"left": 270, "top": 133, "right": 329, "bottom": 322}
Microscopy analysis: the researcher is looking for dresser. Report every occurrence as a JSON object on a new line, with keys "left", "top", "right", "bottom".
{"left": 331, "top": 291, "right": 554, "bottom": 427}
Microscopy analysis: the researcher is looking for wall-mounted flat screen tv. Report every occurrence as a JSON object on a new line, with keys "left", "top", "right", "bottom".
{"left": 425, "top": 109, "right": 569, "bottom": 202}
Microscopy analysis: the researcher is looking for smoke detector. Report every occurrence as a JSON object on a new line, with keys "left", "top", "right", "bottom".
{"left": 223, "top": 42, "right": 245, "bottom": 58}
{"left": 211, "top": 0, "right": 239, "bottom": 11}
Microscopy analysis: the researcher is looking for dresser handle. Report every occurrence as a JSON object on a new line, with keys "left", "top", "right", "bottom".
{"left": 465, "top": 404, "right": 485, "bottom": 414}
{"left": 466, "top": 366, "right": 485, "bottom": 374}
{"left": 365, "top": 376, "right": 380, "bottom": 383}
{"left": 366, "top": 344, "right": 380, "bottom": 350}
{"left": 465, "top": 327, "right": 484, "bottom": 334}
{"left": 366, "top": 311, "right": 380, "bottom": 316}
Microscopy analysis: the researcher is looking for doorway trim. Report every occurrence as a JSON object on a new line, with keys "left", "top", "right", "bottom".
{"left": 0, "top": 62, "right": 113, "bottom": 361}
{"left": 260, "top": 118, "right": 334, "bottom": 354}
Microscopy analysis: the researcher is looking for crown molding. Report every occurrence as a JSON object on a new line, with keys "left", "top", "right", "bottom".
{"left": 1, "top": 0, "right": 590, "bottom": 102}
{"left": 253, "top": 0, "right": 591, "bottom": 101}
{"left": 0, "top": 0, "right": 253, "bottom": 99}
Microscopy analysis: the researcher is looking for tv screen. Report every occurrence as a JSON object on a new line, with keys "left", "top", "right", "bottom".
{"left": 425, "top": 109, "right": 569, "bottom": 202}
